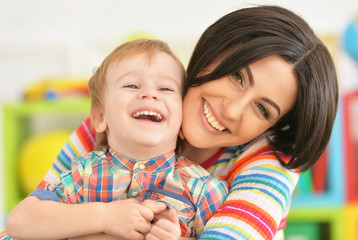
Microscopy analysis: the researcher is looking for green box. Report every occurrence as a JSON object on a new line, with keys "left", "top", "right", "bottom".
{"left": 2, "top": 98, "right": 90, "bottom": 213}
{"left": 285, "top": 222, "right": 320, "bottom": 240}
{"left": 287, "top": 207, "right": 345, "bottom": 240}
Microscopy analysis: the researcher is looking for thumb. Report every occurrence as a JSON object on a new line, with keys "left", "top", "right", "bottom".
{"left": 166, "top": 207, "right": 179, "bottom": 224}
{"left": 142, "top": 200, "right": 168, "bottom": 214}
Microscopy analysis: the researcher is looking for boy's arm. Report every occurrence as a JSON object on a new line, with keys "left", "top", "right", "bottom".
{"left": 70, "top": 233, "right": 121, "bottom": 240}
{"left": 6, "top": 154, "right": 98, "bottom": 239}
{"left": 6, "top": 197, "right": 164, "bottom": 240}
{"left": 5, "top": 196, "right": 106, "bottom": 239}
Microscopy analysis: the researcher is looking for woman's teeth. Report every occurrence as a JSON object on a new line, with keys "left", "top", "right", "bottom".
{"left": 203, "top": 101, "right": 226, "bottom": 131}
{"left": 133, "top": 110, "right": 163, "bottom": 122}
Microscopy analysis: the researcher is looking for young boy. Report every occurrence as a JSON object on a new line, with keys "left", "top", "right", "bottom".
{"left": 5, "top": 39, "right": 228, "bottom": 240}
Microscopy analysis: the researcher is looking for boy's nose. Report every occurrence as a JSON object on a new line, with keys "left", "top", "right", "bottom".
{"left": 138, "top": 87, "right": 159, "bottom": 100}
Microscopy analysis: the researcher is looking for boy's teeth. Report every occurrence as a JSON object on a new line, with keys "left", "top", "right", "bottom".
{"left": 133, "top": 110, "right": 163, "bottom": 121}
{"left": 203, "top": 100, "right": 226, "bottom": 132}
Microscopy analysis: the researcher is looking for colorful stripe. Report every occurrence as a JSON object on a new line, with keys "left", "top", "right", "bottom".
{"left": 201, "top": 133, "right": 299, "bottom": 239}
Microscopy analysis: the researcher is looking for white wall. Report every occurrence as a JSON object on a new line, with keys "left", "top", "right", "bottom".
{"left": 1, "top": 0, "right": 358, "bottom": 228}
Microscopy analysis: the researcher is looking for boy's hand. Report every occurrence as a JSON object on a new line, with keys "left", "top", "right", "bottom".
{"left": 146, "top": 207, "right": 181, "bottom": 240}
{"left": 102, "top": 198, "right": 167, "bottom": 240}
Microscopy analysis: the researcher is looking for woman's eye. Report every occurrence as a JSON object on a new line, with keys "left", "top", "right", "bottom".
{"left": 233, "top": 71, "right": 243, "bottom": 86}
{"left": 255, "top": 103, "right": 269, "bottom": 119}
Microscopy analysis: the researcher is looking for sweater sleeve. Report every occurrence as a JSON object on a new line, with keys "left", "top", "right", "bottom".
{"left": 35, "top": 117, "right": 95, "bottom": 191}
{"left": 198, "top": 141, "right": 300, "bottom": 240}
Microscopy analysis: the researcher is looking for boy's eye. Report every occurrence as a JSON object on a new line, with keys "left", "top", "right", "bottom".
{"left": 124, "top": 84, "right": 139, "bottom": 89}
{"left": 233, "top": 71, "right": 243, "bottom": 86}
{"left": 255, "top": 103, "right": 269, "bottom": 119}
{"left": 159, "top": 87, "right": 173, "bottom": 92}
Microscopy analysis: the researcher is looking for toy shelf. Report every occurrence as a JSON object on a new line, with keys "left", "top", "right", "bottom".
{"left": 343, "top": 92, "right": 358, "bottom": 202}
{"left": 287, "top": 207, "right": 345, "bottom": 240}
{"left": 291, "top": 100, "right": 344, "bottom": 208}
{"left": 2, "top": 98, "right": 90, "bottom": 213}
{"left": 345, "top": 204, "right": 358, "bottom": 239}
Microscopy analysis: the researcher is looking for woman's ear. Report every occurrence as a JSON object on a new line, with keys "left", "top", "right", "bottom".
{"left": 91, "top": 108, "right": 107, "bottom": 133}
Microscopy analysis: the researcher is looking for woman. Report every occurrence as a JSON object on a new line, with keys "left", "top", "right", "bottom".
{"left": 4, "top": 5, "right": 338, "bottom": 240}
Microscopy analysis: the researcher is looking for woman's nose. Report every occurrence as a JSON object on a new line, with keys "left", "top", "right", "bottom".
{"left": 222, "top": 96, "right": 246, "bottom": 121}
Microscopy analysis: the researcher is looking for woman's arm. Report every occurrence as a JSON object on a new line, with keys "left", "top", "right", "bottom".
{"left": 38, "top": 117, "right": 95, "bottom": 187}
{"left": 199, "top": 141, "right": 300, "bottom": 240}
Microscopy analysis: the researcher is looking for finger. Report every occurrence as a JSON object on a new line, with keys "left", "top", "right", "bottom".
{"left": 154, "top": 218, "right": 179, "bottom": 233}
{"left": 137, "top": 204, "right": 156, "bottom": 222}
{"left": 142, "top": 200, "right": 168, "bottom": 214}
{"left": 154, "top": 208, "right": 178, "bottom": 223}
{"left": 126, "top": 231, "right": 145, "bottom": 240}
{"left": 136, "top": 220, "right": 152, "bottom": 234}
{"left": 149, "top": 219, "right": 181, "bottom": 240}
{"left": 127, "top": 198, "right": 141, "bottom": 204}
{"left": 145, "top": 232, "right": 160, "bottom": 240}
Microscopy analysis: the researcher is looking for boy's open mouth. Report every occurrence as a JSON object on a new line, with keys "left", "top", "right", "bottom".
{"left": 132, "top": 110, "right": 163, "bottom": 122}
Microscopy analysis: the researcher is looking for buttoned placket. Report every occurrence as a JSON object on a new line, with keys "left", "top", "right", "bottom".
{"left": 128, "top": 162, "right": 147, "bottom": 198}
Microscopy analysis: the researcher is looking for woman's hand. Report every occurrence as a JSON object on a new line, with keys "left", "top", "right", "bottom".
{"left": 102, "top": 198, "right": 168, "bottom": 240}
{"left": 146, "top": 207, "right": 181, "bottom": 240}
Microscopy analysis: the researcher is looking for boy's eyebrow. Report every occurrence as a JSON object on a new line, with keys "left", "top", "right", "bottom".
{"left": 245, "top": 66, "right": 281, "bottom": 117}
{"left": 117, "top": 71, "right": 182, "bottom": 88}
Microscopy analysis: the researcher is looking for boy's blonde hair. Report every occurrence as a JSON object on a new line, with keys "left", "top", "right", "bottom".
{"left": 88, "top": 38, "right": 186, "bottom": 149}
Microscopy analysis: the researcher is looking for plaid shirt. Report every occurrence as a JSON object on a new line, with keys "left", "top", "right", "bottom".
{"left": 31, "top": 148, "right": 228, "bottom": 237}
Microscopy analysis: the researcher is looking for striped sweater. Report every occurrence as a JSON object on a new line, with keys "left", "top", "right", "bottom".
{"left": 200, "top": 140, "right": 299, "bottom": 239}
{"left": 3, "top": 117, "right": 299, "bottom": 240}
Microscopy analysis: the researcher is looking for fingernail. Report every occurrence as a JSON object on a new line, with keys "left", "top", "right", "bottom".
{"left": 157, "top": 201, "right": 167, "bottom": 207}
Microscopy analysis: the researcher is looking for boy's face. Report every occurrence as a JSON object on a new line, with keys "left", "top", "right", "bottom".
{"left": 94, "top": 52, "right": 183, "bottom": 159}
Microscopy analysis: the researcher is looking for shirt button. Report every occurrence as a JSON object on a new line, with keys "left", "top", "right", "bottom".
{"left": 138, "top": 163, "right": 146, "bottom": 170}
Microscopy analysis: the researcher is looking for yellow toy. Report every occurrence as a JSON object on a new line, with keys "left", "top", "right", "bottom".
{"left": 23, "top": 77, "right": 89, "bottom": 100}
{"left": 18, "top": 130, "right": 71, "bottom": 195}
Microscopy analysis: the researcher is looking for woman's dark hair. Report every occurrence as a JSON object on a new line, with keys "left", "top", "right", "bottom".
{"left": 185, "top": 5, "right": 338, "bottom": 172}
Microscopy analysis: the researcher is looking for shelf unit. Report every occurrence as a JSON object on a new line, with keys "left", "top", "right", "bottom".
{"left": 285, "top": 98, "right": 346, "bottom": 239}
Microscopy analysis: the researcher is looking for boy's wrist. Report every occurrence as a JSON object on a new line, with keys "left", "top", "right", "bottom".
{"left": 94, "top": 202, "right": 107, "bottom": 233}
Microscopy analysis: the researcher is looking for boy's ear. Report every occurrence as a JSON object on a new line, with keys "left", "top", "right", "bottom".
{"left": 91, "top": 108, "right": 107, "bottom": 133}
{"left": 178, "top": 128, "right": 185, "bottom": 140}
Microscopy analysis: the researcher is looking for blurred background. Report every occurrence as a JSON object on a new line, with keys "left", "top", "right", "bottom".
{"left": 1, "top": 0, "right": 358, "bottom": 239}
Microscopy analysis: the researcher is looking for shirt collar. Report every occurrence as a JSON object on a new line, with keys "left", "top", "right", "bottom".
{"left": 108, "top": 147, "right": 176, "bottom": 172}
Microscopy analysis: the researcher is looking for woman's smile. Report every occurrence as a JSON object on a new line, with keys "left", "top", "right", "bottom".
{"left": 202, "top": 98, "right": 228, "bottom": 133}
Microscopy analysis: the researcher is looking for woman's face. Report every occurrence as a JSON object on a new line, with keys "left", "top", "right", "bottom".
{"left": 181, "top": 55, "right": 298, "bottom": 149}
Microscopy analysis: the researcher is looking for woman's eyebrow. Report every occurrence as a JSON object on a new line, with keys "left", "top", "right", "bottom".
{"left": 245, "top": 66, "right": 254, "bottom": 86}
{"left": 245, "top": 66, "right": 281, "bottom": 117}
{"left": 262, "top": 97, "right": 281, "bottom": 117}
